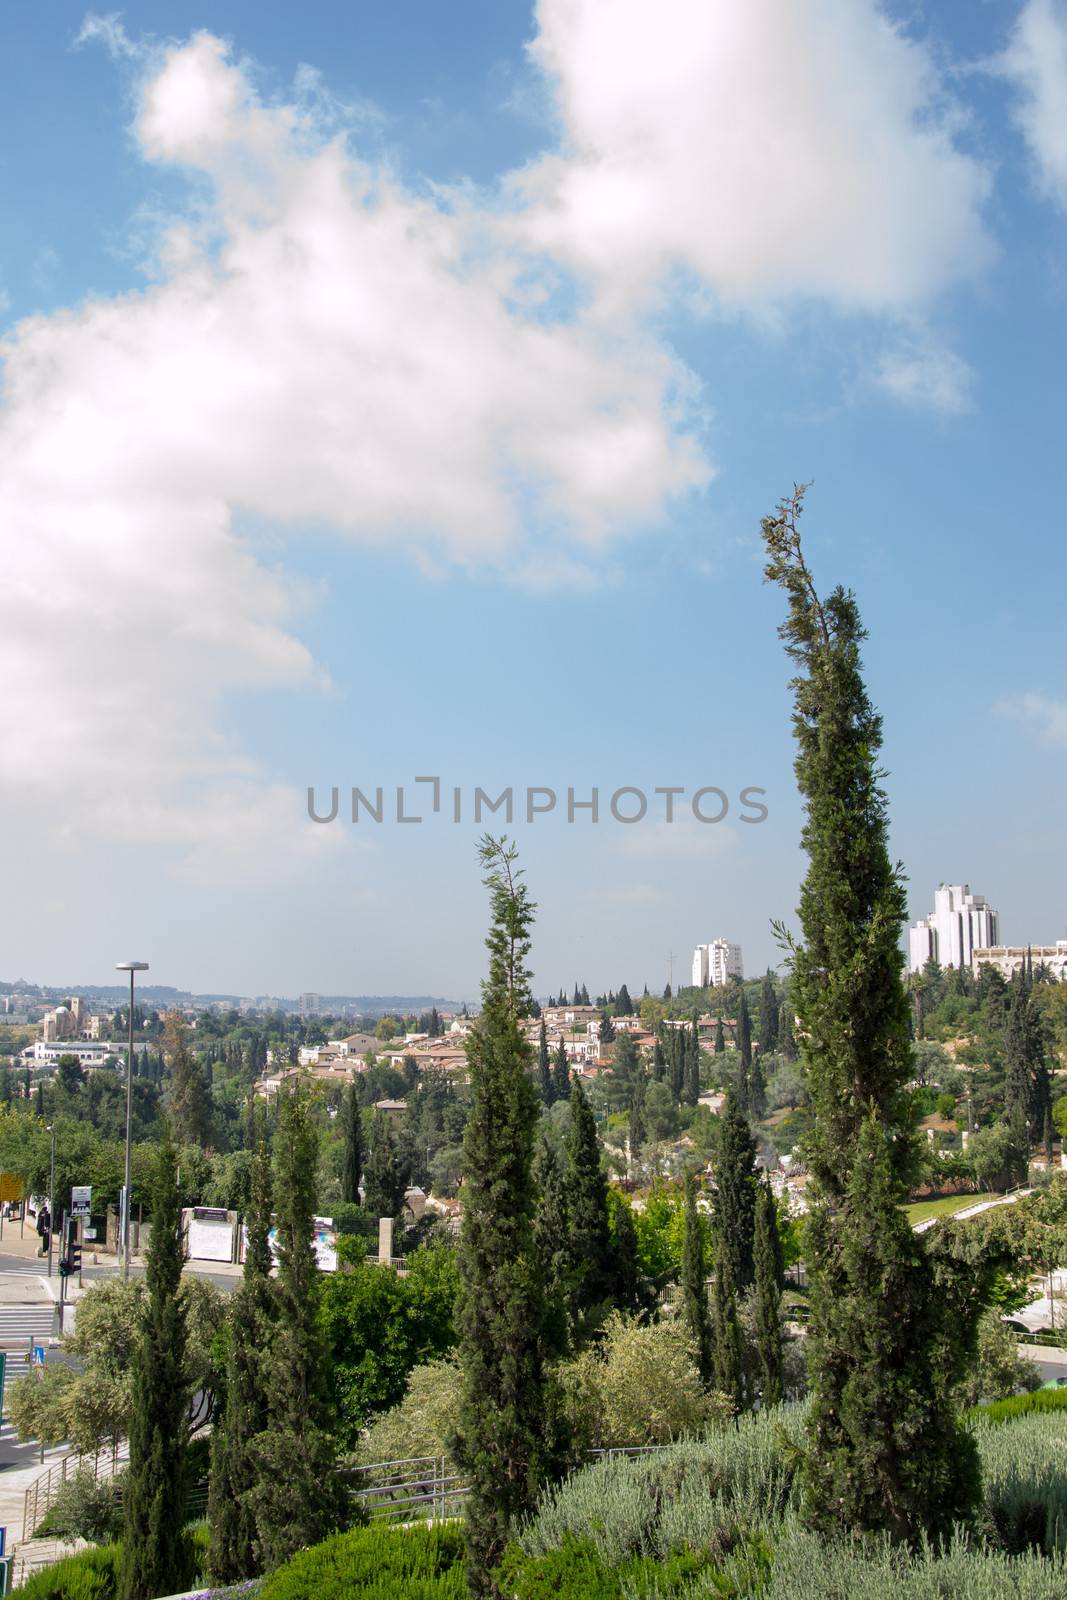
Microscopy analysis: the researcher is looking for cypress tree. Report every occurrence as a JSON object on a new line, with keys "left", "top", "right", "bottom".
{"left": 340, "top": 1079, "right": 363, "bottom": 1206}
{"left": 681, "top": 1174, "right": 713, "bottom": 1383}
{"left": 615, "top": 984, "right": 634, "bottom": 1017}
{"left": 651, "top": 1038, "right": 666, "bottom": 1081}
{"left": 456, "top": 837, "right": 553, "bottom": 1594}
{"left": 714, "top": 1018, "right": 725, "bottom": 1055}
{"left": 538, "top": 1020, "right": 553, "bottom": 1105}
{"left": 713, "top": 1086, "right": 757, "bottom": 1293}
{"left": 250, "top": 1084, "right": 339, "bottom": 1570}
{"left": 763, "top": 486, "right": 985, "bottom": 1542}
{"left": 533, "top": 1139, "right": 573, "bottom": 1357}
{"left": 683, "top": 1019, "right": 701, "bottom": 1105}
{"left": 776, "top": 1003, "right": 796, "bottom": 1061}
{"left": 753, "top": 1177, "right": 784, "bottom": 1407}
{"left": 736, "top": 992, "right": 753, "bottom": 1111}
{"left": 363, "top": 1110, "right": 410, "bottom": 1217}
{"left": 598, "top": 1012, "right": 616, "bottom": 1045}
{"left": 165, "top": 1011, "right": 213, "bottom": 1148}
{"left": 609, "top": 1193, "right": 645, "bottom": 1315}
{"left": 629, "top": 1072, "right": 647, "bottom": 1160}
{"left": 757, "top": 972, "right": 780, "bottom": 1056}
{"left": 667, "top": 1030, "right": 685, "bottom": 1102}
{"left": 208, "top": 1130, "right": 275, "bottom": 1581}
{"left": 564, "top": 1074, "right": 614, "bottom": 1325}
{"left": 748, "top": 1048, "right": 767, "bottom": 1121}
{"left": 552, "top": 1037, "right": 571, "bottom": 1103}
{"left": 120, "top": 1129, "right": 191, "bottom": 1600}
{"left": 711, "top": 1243, "right": 745, "bottom": 1409}
{"left": 1003, "top": 977, "right": 1033, "bottom": 1185}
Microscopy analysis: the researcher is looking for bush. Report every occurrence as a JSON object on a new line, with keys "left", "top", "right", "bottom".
{"left": 977, "top": 1411, "right": 1067, "bottom": 1554}
{"left": 32, "top": 1470, "right": 124, "bottom": 1546}
{"left": 954, "top": 1311, "right": 1041, "bottom": 1409}
{"left": 357, "top": 1360, "right": 462, "bottom": 1480}
{"left": 967, "top": 1388, "right": 1067, "bottom": 1427}
{"left": 559, "top": 1313, "right": 734, "bottom": 1452}
{"left": 520, "top": 1414, "right": 799, "bottom": 1569}
{"left": 10, "top": 1545, "right": 121, "bottom": 1600}
{"left": 496, "top": 1533, "right": 772, "bottom": 1599}
{"left": 764, "top": 1525, "right": 1067, "bottom": 1599}
{"left": 257, "top": 1524, "right": 465, "bottom": 1600}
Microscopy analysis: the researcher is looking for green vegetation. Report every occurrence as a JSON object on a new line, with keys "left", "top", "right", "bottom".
{"left": 119, "top": 1129, "right": 193, "bottom": 1600}
{"left": 455, "top": 837, "right": 554, "bottom": 1594}
{"left": 258, "top": 1524, "right": 465, "bottom": 1600}
{"left": 904, "top": 1192, "right": 1000, "bottom": 1224}
{"left": 763, "top": 488, "right": 992, "bottom": 1543}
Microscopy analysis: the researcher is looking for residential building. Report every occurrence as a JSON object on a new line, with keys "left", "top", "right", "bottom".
{"left": 692, "top": 939, "right": 743, "bottom": 988}
{"left": 907, "top": 884, "right": 1000, "bottom": 973}
{"left": 298, "top": 992, "right": 321, "bottom": 1016}
{"left": 973, "top": 942, "right": 1067, "bottom": 982}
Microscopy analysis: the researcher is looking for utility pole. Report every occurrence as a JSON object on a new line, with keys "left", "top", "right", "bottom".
{"left": 115, "top": 961, "right": 149, "bottom": 1280}
{"left": 46, "top": 1124, "right": 56, "bottom": 1278}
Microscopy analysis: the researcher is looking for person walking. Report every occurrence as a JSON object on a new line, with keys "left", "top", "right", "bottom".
{"left": 36, "top": 1201, "right": 51, "bottom": 1257}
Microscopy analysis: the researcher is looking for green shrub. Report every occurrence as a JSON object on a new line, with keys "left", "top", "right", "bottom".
{"left": 520, "top": 1412, "right": 799, "bottom": 1569}
{"left": 258, "top": 1523, "right": 465, "bottom": 1600}
{"left": 32, "top": 1470, "right": 124, "bottom": 1545}
{"left": 967, "top": 1388, "right": 1067, "bottom": 1427}
{"left": 763, "top": 1525, "right": 1067, "bottom": 1599}
{"left": 496, "top": 1533, "right": 771, "bottom": 1598}
{"left": 11, "top": 1545, "right": 121, "bottom": 1600}
{"left": 976, "top": 1412, "right": 1067, "bottom": 1554}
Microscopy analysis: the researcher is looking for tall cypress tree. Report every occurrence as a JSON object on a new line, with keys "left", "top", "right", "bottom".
{"left": 680, "top": 1174, "right": 713, "bottom": 1383}
{"left": 753, "top": 1177, "right": 784, "bottom": 1407}
{"left": 757, "top": 972, "right": 780, "bottom": 1056}
{"left": 713, "top": 1086, "right": 757, "bottom": 1293}
{"left": 120, "top": 1128, "right": 190, "bottom": 1600}
{"left": 165, "top": 1012, "right": 213, "bottom": 1148}
{"left": 629, "top": 1072, "right": 647, "bottom": 1160}
{"left": 714, "top": 1018, "right": 726, "bottom": 1055}
{"left": 533, "top": 1139, "right": 573, "bottom": 1357}
{"left": 683, "top": 1019, "right": 701, "bottom": 1105}
{"left": 538, "top": 1020, "right": 554, "bottom": 1105}
{"left": 456, "top": 837, "right": 553, "bottom": 1595}
{"left": 763, "top": 486, "right": 985, "bottom": 1542}
{"left": 711, "top": 1243, "right": 745, "bottom": 1409}
{"left": 208, "top": 1130, "right": 275, "bottom": 1581}
{"left": 340, "top": 1079, "right": 363, "bottom": 1206}
{"left": 737, "top": 992, "right": 753, "bottom": 1111}
{"left": 250, "top": 1085, "right": 339, "bottom": 1570}
{"left": 552, "top": 1037, "right": 571, "bottom": 1103}
{"left": 363, "top": 1110, "right": 410, "bottom": 1217}
{"left": 564, "top": 1075, "right": 614, "bottom": 1325}
{"left": 776, "top": 1003, "right": 796, "bottom": 1061}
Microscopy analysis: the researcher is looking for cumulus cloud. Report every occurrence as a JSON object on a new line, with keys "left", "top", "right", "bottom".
{"left": 515, "top": 0, "right": 993, "bottom": 314}
{"left": 1000, "top": 0, "right": 1067, "bottom": 208}
{"left": 997, "top": 693, "right": 1067, "bottom": 750}
{"left": 0, "top": 30, "right": 707, "bottom": 868}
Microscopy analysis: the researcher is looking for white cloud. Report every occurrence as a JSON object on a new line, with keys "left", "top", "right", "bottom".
{"left": 515, "top": 0, "right": 993, "bottom": 314}
{"left": 874, "top": 337, "right": 975, "bottom": 415}
{"left": 996, "top": 693, "right": 1067, "bottom": 750}
{"left": 1000, "top": 0, "right": 1067, "bottom": 208}
{"left": 1, "top": 31, "right": 708, "bottom": 867}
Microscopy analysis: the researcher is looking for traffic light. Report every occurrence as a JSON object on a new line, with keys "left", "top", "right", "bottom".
{"left": 59, "top": 1217, "right": 81, "bottom": 1279}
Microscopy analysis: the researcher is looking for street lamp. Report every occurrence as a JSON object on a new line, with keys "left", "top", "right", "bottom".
{"left": 46, "top": 1123, "right": 56, "bottom": 1278}
{"left": 115, "top": 961, "right": 149, "bottom": 1280}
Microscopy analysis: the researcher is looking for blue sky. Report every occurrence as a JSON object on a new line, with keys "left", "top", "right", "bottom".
{"left": 2, "top": 0, "right": 1065, "bottom": 1000}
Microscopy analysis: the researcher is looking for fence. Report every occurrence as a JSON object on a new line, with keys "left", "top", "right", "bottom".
{"left": 21, "top": 1445, "right": 128, "bottom": 1542}
{"left": 350, "top": 1445, "right": 670, "bottom": 1523}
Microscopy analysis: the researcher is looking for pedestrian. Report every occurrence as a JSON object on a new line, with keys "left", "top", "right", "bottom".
{"left": 36, "top": 1201, "right": 51, "bottom": 1257}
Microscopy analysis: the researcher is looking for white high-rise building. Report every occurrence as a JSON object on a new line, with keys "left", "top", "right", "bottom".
{"left": 907, "top": 884, "right": 999, "bottom": 974}
{"left": 692, "top": 939, "right": 744, "bottom": 988}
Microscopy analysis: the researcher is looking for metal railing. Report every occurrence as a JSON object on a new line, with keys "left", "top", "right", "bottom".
{"left": 21, "top": 1445, "right": 128, "bottom": 1542}
{"left": 350, "top": 1444, "right": 672, "bottom": 1523}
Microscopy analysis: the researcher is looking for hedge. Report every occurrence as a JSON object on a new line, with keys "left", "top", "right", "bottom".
{"left": 257, "top": 1524, "right": 465, "bottom": 1600}
{"left": 967, "top": 1388, "right": 1067, "bottom": 1428}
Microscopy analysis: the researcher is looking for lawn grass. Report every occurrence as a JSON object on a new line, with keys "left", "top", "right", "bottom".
{"left": 904, "top": 1191, "right": 1000, "bottom": 1225}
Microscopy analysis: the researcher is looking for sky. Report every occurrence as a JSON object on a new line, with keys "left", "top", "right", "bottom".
{"left": 2, "top": 0, "right": 1066, "bottom": 1001}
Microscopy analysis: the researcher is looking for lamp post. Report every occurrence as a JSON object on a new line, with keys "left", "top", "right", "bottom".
{"left": 46, "top": 1123, "right": 56, "bottom": 1278}
{"left": 115, "top": 961, "right": 149, "bottom": 1280}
